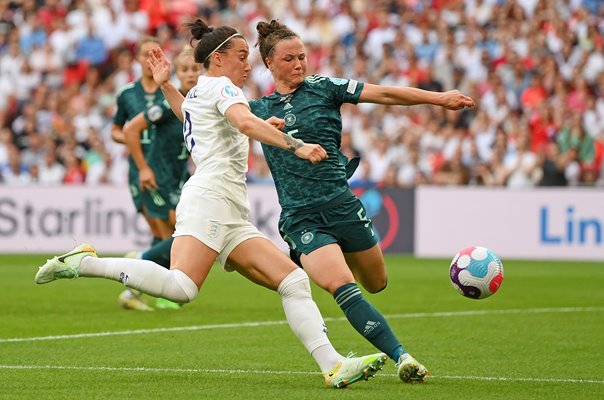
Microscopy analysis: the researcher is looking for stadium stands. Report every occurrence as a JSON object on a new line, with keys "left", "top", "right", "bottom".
{"left": 0, "top": 0, "right": 603, "bottom": 187}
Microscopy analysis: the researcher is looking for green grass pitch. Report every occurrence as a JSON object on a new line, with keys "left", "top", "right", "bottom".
{"left": 1, "top": 254, "right": 603, "bottom": 399}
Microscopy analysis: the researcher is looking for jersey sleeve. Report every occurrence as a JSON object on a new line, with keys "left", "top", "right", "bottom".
{"left": 324, "top": 76, "right": 365, "bottom": 106}
{"left": 113, "top": 91, "right": 128, "bottom": 127}
{"left": 143, "top": 99, "right": 174, "bottom": 126}
{"left": 214, "top": 77, "right": 249, "bottom": 116}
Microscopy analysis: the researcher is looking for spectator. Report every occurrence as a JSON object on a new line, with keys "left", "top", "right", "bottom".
{"left": 365, "top": 135, "right": 395, "bottom": 185}
{"left": 1, "top": 144, "right": 31, "bottom": 185}
{"left": 20, "top": 132, "right": 44, "bottom": 167}
{"left": 0, "top": 127, "right": 12, "bottom": 167}
{"left": 538, "top": 141, "right": 569, "bottom": 186}
{"left": 62, "top": 152, "right": 85, "bottom": 184}
{"left": 74, "top": 15, "right": 108, "bottom": 67}
{"left": 38, "top": 147, "right": 65, "bottom": 185}
{"left": 557, "top": 113, "right": 595, "bottom": 166}
{"left": 503, "top": 129, "right": 539, "bottom": 188}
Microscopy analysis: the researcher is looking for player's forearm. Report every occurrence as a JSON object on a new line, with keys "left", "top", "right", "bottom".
{"left": 239, "top": 116, "right": 303, "bottom": 152}
{"left": 360, "top": 83, "right": 444, "bottom": 106}
{"left": 124, "top": 129, "right": 149, "bottom": 171}
{"left": 159, "top": 81, "right": 185, "bottom": 121}
{"left": 111, "top": 128, "right": 126, "bottom": 144}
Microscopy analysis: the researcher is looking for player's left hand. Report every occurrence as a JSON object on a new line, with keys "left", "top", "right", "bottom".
{"left": 266, "top": 116, "right": 285, "bottom": 130}
{"left": 440, "top": 90, "right": 476, "bottom": 110}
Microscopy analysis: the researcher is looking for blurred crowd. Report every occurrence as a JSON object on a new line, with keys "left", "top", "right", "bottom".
{"left": 1, "top": 0, "right": 604, "bottom": 188}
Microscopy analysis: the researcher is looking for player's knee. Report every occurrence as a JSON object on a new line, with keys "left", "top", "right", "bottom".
{"left": 363, "top": 277, "right": 388, "bottom": 294}
{"left": 164, "top": 269, "right": 199, "bottom": 303}
{"left": 277, "top": 268, "right": 311, "bottom": 299}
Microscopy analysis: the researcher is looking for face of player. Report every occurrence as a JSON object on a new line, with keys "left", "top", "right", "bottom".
{"left": 175, "top": 56, "right": 202, "bottom": 93}
{"left": 138, "top": 41, "right": 158, "bottom": 79}
{"left": 267, "top": 37, "right": 307, "bottom": 91}
{"left": 216, "top": 37, "right": 251, "bottom": 88}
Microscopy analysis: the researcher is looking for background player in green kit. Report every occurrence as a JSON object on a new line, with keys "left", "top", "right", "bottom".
{"left": 250, "top": 20, "right": 476, "bottom": 383}
{"left": 112, "top": 36, "right": 165, "bottom": 311}
{"left": 124, "top": 47, "right": 202, "bottom": 309}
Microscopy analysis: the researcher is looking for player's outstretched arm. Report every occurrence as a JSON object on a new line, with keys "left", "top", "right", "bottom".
{"left": 225, "top": 104, "right": 328, "bottom": 164}
{"left": 124, "top": 112, "right": 157, "bottom": 190}
{"left": 359, "top": 83, "right": 475, "bottom": 110}
{"left": 148, "top": 47, "right": 186, "bottom": 122}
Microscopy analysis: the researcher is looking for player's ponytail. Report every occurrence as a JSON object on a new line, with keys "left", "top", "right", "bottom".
{"left": 186, "top": 18, "right": 213, "bottom": 41}
{"left": 255, "top": 20, "right": 298, "bottom": 67}
{"left": 183, "top": 18, "right": 240, "bottom": 68}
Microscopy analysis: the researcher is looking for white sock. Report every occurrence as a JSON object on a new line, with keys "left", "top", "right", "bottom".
{"left": 278, "top": 268, "right": 342, "bottom": 373}
{"left": 80, "top": 256, "right": 198, "bottom": 303}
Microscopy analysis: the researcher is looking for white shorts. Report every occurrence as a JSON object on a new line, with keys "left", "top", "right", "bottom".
{"left": 173, "top": 185, "right": 265, "bottom": 271}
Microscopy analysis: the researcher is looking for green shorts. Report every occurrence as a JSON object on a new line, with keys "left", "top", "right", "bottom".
{"left": 128, "top": 170, "right": 142, "bottom": 213}
{"left": 141, "top": 184, "right": 181, "bottom": 219}
{"left": 279, "top": 189, "right": 378, "bottom": 259}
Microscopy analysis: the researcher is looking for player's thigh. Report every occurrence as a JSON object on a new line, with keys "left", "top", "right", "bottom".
{"left": 170, "top": 235, "right": 217, "bottom": 288}
{"left": 343, "top": 244, "right": 388, "bottom": 293}
{"left": 301, "top": 243, "right": 355, "bottom": 295}
{"left": 227, "top": 237, "right": 296, "bottom": 290}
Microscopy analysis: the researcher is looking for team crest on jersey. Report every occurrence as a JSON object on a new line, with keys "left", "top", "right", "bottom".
{"left": 146, "top": 105, "right": 163, "bottom": 122}
{"left": 221, "top": 85, "right": 240, "bottom": 98}
{"left": 207, "top": 221, "right": 220, "bottom": 239}
{"left": 284, "top": 113, "right": 297, "bottom": 126}
{"left": 301, "top": 231, "right": 314, "bottom": 245}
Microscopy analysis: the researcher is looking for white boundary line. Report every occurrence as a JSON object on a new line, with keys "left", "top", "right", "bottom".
{"left": 1, "top": 306, "right": 602, "bottom": 344}
{"left": 0, "top": 365, "right": 602, "bottom": 385}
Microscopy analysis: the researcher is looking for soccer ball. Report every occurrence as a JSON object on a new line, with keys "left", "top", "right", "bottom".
{"left": 449, "top": 246, "right": 504, "bottom": 299}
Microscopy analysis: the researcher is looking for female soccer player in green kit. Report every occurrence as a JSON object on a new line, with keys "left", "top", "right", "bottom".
{"left": 248, "top": 20, "right": 475, "bottom": 383}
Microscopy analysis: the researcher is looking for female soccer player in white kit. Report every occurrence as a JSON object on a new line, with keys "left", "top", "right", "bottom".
{"left": 35, "top": 18, "right": 387, "bottom": 388}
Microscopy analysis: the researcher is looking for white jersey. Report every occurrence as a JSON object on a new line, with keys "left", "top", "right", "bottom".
{"left": 181, "top": 75, "right": 250, "bottom": 209}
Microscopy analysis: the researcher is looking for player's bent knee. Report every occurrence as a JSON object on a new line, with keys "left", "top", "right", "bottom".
{"left": 364, "top": 277, "right": 388, "bottom": 294}
{"left": 277, "top": 268, "right": 311, "bottom": 299}
{"left": 163, "top": 269, "right": 199, "bottom": 303}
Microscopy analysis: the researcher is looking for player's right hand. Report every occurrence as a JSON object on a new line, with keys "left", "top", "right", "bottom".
{"left": 148, "top": 47, "right": 172, "bottom": 86}
{"left": 295, "top": 144, "right": 328, "bottom": 164}
{"left": 139, "top": 167, "right": 158, "bottom": 190}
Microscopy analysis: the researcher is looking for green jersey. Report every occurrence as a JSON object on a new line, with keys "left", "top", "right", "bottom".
{"left": 113, "top": 80, "right": 164, "bottom": 211}
{"left": 143, "top": 96, "right": 189, "bottom": 191}
{"left": 250, "top": 75, "right": 364, "bottom": 213}
{"left": 113, "top": 80, "right": 164, "bottom": 173}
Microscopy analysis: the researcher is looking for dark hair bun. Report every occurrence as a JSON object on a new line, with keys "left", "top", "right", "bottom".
{"left": 189, "top": 19, "right": 213, "bottom": 40}
{"left": 256, "top": 19, "right": 285, "bottom": 39}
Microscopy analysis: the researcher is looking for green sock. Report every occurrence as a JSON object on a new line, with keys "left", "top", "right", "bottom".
{"left": 142, "top": 237, "right": 173, "bottom": 269}
{"left": 151, "top": 237, "right": 162, "bottom": 247}
{"left": 334, "top": 283, "right": 405, "bottom": 361}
